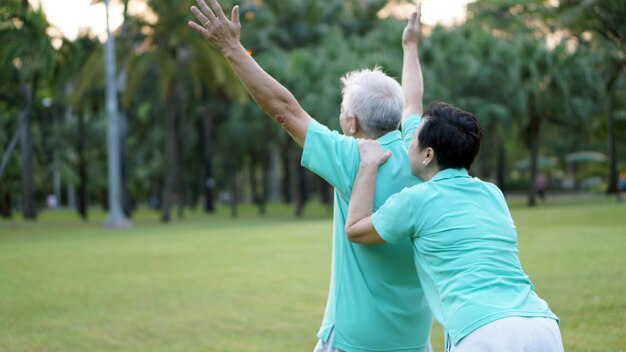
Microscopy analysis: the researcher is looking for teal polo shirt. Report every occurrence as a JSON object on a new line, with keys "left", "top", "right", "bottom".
{"left": 301, "top": 117, "right": 432, "bottom": 352}
{"left": 372, "top": 168, "right": 559, "bottom": 345}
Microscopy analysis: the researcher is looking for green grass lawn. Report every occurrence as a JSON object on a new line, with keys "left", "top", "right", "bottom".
{"left": 1, "top": 198, "right": 625, "bottom": 351}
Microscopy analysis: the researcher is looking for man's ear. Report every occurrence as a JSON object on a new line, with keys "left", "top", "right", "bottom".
{"left": 347, "top": 115, "right": 358, "bottom": 136}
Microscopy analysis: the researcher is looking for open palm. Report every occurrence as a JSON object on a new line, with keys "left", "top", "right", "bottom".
{"left": 402, "top": 3, "right": 422, "bottom": 46}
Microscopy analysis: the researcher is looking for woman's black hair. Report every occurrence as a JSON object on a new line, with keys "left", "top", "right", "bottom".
{"left": 418, "top": 102, "right": 482, "bottom": 170}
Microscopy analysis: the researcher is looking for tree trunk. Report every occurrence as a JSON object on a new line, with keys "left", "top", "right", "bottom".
{"left": 605, "top": 72, "right": 619, "bottom": 194}
{"left": 177, "top": 178, "right": 185, "bottom": 220}
{"left": 318, "top": 176, "right": 332, "bottom": 206}
{"left": 229, "top": 166, "right": 238, "bottom": 218}
{"left": 527, "top": 104, "right": 541, "bottom": 207}
{"left": 103, "top": 0, "right": 130, "bottom": 227}
{"left": 119, "top": 0, "right": 131, "bottom": 216}
{"left": 49, "top": 107, "right": 62, "bottom": 207}
{"left": 291, "top": 147, "right": 307, "bottom": 217}
{"left": 20, "top": 83, "right": 36, "bottom": 220}
{"left": 119, "top": 109, "right": 132, "bottom": 217}
{"left": 496, "top": 137, "right": 506, "bottom": 192}
{"left": 66, "top": 182, "right": 76, "bottom": 210}
{"left": 0, "top": 191, "right": 11, "bottom": 218}
{"left": 259, "top": 153, "right": 269, "bottom": 216}
{"left": 0, "top": 102, "right": 28, "bottom": 183}
{"left": 282, "top": 140, "right": 292, "bottom": 203}
{"left": 268, "top": 148, "right": 281, "bottom": 201}
{"left": 249, "top": 153, "right": 259, "bottom": 205}
{"left": 200, "top": 108, "right": 215, "bottom": 212}
{"left": 161, "top": 86, "right": 179, "bottom": 223}
{"left": 248, "top": 151, "right": 268, "bottom": 216}
{"left": 295, "top": 165, "right": 308, "bottom": 217}
{"left": 176, "top": 118, "right": 184, "bottom": 220}
{"left": 77, "top": 110, "right": 88, "bottom": 220}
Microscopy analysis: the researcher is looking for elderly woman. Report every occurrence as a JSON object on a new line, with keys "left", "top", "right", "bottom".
{"left": 345, "top": 102, "right": 564, "bottom": 352}
{"left": 189, "top": 1, "right": 433, "bottom": 351}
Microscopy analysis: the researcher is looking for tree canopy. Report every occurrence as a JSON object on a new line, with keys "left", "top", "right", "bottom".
{"left": 1, "top": 0, "right": 624, "bottom": 220}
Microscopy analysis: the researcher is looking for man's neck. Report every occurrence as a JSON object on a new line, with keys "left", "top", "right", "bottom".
{"left": 355, "top": 131, "right": 383, "bottom": 140}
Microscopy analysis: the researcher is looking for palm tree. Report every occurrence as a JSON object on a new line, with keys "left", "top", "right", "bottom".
{"left": 556, "top": 0, "right": 626, "bottom": 194}
{"left": 102, "top": 0, "right": 131, "bottom": 227}
{"left": 468, "top": 55, "right": 517, "bottom": 187}
{"left": 510, "top": 37, "right": 598, "bottom": 206}
{"left": 465, "top": 0, "right": 603, "bottom": 205}
{"left": 121, "top": 0, "right": 245, "bottom": 222}
{"left": 54, "top": 34, "right": 100, "bottom": 219}
{"left": 0, "top": 0, "right": 56, "bottom": 219}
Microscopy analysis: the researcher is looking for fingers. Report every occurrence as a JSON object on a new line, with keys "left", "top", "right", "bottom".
{"left": 357, "top": 139, "right": 373, "bottom": 148}
{"left": 408, "top": 10, "right": 417, "bottom": 25}
{"left": 357, "top": 139, "right": 381, "bottom": 154}
{"left": 231, "top": 5, "right": 240, "bottom": 26}
{"left": 357, "top": 140, "right": 392, "bottom": 166}
{"left": 196, "top": 0, "right": 216, "bottom": 20}
{"left": 380, "top": 151, "right": 392, "bottom": 164}
{"left": 416, "top": 2, "right": 422, "bottom": 23}
{"left": 359, "top": 139, "right": 378, "bottom": 148}
{"left": 207, "top": 0, "right": 227, "bottom": 19}
{"left": 188, "top": 21, "right": 208, "bottom": 36}
{"left": 191, "top": 6, "right": 210, "bottom": 26}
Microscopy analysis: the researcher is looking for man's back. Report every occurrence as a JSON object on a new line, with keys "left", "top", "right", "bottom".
{"left": 301, "top": 119, "right": 432, "bottom": 352}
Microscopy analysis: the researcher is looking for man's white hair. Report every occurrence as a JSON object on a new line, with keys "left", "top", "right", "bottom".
{"left": 340, "top": 67, "right": 403, "bottom": 137}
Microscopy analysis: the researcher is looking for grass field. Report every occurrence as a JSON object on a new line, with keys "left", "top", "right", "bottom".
{"left": 1, "top": 198, "right": 625, "bottom": 351}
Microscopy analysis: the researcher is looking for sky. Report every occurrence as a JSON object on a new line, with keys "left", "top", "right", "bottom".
{"left": 32, "top": 0, "right": 475, "bottom": 42}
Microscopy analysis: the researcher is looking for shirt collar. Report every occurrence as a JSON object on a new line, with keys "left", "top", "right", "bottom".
{"left": 376, "top": 130, "right": 402, "bottom": 146}
{"left": 431, "top": 168, "right": 470, "bottom": 182}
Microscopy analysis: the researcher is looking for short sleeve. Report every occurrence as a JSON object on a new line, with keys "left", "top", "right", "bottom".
{"left": 371, "top": 189, "right": 416, "bottom": 244}
{"left": 301, "top": 120, "right": 358, "bottom": 197}
{"left": 401, "top": 114, "right": 422, "bottom": 147}
{"left": 485, "top": 182, "right": 516, "bottom": 228}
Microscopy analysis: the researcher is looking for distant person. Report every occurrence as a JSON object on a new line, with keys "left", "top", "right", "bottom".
{"left": 345, "top": 102, "right": 564, "bottom": 351}
{"left": 536, "top": 173, "right": 548, "bottom": 201}
{"left": 189, "top": 1, "right": 432, "bottom": 351}
{"left": 46, "top": 194, "right": 58, "bottom": 209}
{"left": 619, "top": 171, "right": 626, "bottom": 202}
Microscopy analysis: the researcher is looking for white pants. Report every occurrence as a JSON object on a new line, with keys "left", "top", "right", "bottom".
{"left": 313, "top": 329, "right": 341, "bottom": 352}
{"left": 450, "top": 316, "right": 564, "bottom": 352}
{"left": 313, "top": 329, "right": 432, "bottom": 352}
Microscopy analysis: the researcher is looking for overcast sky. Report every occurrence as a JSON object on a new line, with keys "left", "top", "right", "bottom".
{"left": 32, "top": 0, "right": 475, "bottom": 42}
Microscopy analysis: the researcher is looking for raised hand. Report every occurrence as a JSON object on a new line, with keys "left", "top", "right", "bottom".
{"left": 357, "top": 139, "right": 391, "bottom": 168}
{"left": 188, "top": 0, "right": 241, "bottom": 53}
{"left": 401, "top": 2, "right": 424, "bottom": 119}
{"left": 402, "top": 2, "right": 422, "bottom": 47}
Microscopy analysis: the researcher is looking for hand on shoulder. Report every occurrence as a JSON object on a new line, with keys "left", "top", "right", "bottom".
{"left": 357, "top": 139, "right": 391, "bottom": 168}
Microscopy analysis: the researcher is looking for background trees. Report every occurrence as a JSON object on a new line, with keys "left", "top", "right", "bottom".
{"left": 1, "top": 0, "right": 624, "bottom": 220}
{"left": 557, "top": 0, "right": 626, "bottom": 194}
{"left": 1, "top": 0, "right": 56, "bottom": 219}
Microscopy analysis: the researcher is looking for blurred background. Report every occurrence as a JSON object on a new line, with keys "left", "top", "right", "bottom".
{"left": 1, "top": 0, "right": 625, "bottom": 222}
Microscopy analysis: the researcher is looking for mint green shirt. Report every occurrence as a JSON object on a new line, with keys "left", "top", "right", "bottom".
{"left": 301, "top": 117, "right": 432, "bottom": 352}
{"left": 372, "top": 168, "right": 558, "bottom": 345}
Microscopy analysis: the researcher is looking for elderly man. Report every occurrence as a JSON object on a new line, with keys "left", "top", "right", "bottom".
{"left": 189, "top": 2, "right": 432, "bottom": 351}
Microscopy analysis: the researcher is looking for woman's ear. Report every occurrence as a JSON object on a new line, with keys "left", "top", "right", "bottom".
{"left": 423, "top": 147, "right": 435, "bottom": 166}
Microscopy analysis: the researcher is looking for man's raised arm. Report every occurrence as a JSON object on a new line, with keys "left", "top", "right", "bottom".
{"left": 189, "top": 0, "right": 312, "bottom": 147}
{"left": 401, "top": 4, "right": 423, "bottom": 120}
